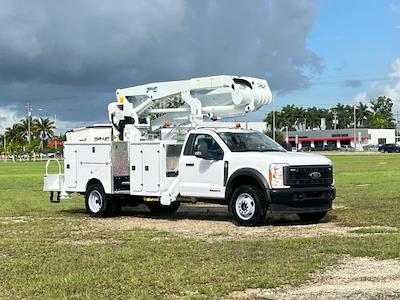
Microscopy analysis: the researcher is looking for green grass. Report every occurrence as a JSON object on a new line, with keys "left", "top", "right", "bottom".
{"left": 350, "top": 227, "right": 399, "bottom": 234}
{"left": 0, "top": 155, "right": 400, "bottom": 299}
{"left": 326, "top": 154, "right": 400, "bottom": 227}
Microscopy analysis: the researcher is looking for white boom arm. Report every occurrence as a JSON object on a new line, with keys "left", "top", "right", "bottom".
{"left": 108, "top": 75, "right": 272, "bottom": 140}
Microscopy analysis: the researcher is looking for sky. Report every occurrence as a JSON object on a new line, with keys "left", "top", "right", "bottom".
{"left": 0, "top": 0, "right": 399, "bottom": 133}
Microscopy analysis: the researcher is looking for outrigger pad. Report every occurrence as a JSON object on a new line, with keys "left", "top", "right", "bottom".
{"left": 50, "top": 192, "right": 61, "bottom": 203}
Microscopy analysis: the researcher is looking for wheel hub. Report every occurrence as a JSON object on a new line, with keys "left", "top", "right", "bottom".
{"left": 235, "top": 193, "right": 255, "bottom": 220}
{"left": 88, "top": 190, "right": 103, "bottom": 213}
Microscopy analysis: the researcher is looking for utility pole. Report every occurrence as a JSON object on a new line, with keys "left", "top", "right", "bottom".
{"left": 396, "top": 110, "right": 399, "bottom": 144}
{"left": 27, "top": 103, "right": 32, "bottom": 145}
{"left": 272, "top": 98, "right": 276, "bottom": 140}
{"left": 333, "top": 110, "right": 337, "bottom": 130}
{"left": 353, "top": 105, "right": 356, "bottom": 150}
{"left": 54, "top": 114, "right": 57, "bottom": 155}
{"left": 286, "top": 126, "right": 289, "bottom": 143}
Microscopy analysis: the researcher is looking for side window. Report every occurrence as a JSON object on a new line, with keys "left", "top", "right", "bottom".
{"left": 184, "top": 134, "right": 223, "bottom": 158}
{"left": 378, "top": 138, "right": 386, "bottom": 145}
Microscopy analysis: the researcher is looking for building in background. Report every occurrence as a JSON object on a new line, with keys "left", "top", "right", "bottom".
{"left": 201, "top": 121, "right": 395, "bottom": 150}
{"left": 287, "top": 128, "right": 395, "bottom": 149}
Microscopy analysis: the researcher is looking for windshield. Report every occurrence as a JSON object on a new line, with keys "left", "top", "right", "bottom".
{"left": 218, "top": 131, "right": 286, "bottom": 152}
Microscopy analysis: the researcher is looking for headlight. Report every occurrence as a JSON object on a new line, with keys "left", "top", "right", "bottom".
{"left": 269, "top": 163, "right": 289, "bottom": 189}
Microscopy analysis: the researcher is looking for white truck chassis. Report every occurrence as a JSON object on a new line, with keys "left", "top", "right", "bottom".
{"left": 44, "top": 75, "right": 335, "bottom": 225}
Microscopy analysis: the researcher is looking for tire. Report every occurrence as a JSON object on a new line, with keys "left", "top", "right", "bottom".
{"left": 110, "top": 197, "right": 122, "bottom": 216}
{"left": 147, "top": 201, "right": 180, "bottom": 214}
{"left": 229, "top": 185, "right": 267, "bottom": 226}
{"left": 85, "top": 183, "right": 113, "bottom": 217}
{"left": 297, "top": 211, "right": 327, "bottom": 222}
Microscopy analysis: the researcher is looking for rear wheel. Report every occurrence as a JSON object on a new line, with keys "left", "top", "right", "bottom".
{"left": 85, "top": 183, "right": 113, "bottom": 217}
{"left": 111, "top": 197, "right": 122, "bottom": 216}
{"left": 229, "top": 185, "right": 267, "bottom": 226}
{"left": 147, "top": 201, "right": 180, "bottom": 214}
{"left": 297, "top": 211, "right": 327, "bottom": 222}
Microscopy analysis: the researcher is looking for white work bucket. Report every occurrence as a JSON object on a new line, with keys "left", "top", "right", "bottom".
{"left": 43, "top": 159, "right": 65, "bottom": 192}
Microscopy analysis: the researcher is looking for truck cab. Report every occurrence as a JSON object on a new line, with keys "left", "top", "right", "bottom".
{"left": 178, "top": 128, "right": 335, "bottom": 225}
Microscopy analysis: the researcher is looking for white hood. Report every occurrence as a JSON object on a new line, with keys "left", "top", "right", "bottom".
{"left": 231, "top": 151, "right": 332, "bottom": 166}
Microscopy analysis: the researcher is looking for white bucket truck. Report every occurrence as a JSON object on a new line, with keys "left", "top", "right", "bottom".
{"left": 44, "top": 75, "right": 335, "bottom": 226}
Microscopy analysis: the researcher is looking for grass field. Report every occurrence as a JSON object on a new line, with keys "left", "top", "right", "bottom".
{"left": 1, "top": 155, "right": 400, "bottom": 299}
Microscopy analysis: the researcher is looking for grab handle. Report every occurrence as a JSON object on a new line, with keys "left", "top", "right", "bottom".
{"left": 45, "top": 159, "right": 62, "bottom": 176}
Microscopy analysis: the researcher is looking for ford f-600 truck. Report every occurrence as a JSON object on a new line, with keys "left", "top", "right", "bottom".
{"left": 44, "top": 75, "right": 335, "bottom": 226}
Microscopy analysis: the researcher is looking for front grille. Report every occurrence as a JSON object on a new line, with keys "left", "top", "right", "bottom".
{"left": 284, "top": 165, "right": 333, "bottom": 187}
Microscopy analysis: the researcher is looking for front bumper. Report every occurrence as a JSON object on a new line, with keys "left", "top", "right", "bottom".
{"left": 268, "top": 186, "right": 336, "bottom": 214}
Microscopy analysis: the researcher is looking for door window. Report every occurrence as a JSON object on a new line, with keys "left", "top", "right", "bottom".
{"left": 185, "top": 134, "right": 223, "bottom": 159}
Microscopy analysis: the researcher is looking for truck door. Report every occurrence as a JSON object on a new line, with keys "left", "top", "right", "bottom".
{"left": 179, "top": 134, "right": 225, "bottom": 198}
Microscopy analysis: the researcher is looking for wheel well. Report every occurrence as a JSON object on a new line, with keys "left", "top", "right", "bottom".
{"left": 86, "top": 178, "right": 103, "bottom": 192}
{"left": 226, "top": 175, "right": 266, "bottom": 202}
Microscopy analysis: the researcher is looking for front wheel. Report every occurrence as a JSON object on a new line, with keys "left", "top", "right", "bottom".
{"left": 297, "top": 211, "right": 327, "bottom": 222}
{"left": 229, "top": 185, "right": 267, "bottom": 226}
{"left": 85, "top": 183, "right": 113, "bottom": 217}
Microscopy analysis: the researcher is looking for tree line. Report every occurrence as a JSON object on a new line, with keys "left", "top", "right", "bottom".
{"left": 264, "top": 96, "right": 396, "bottom": 131}
{"left": 0, "top": 116, "right": 61, "bottom": 158}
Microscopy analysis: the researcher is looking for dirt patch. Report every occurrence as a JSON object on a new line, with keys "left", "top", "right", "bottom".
{"left": 81, "top": 203, "right": 395, "bottom": 241}
{"left": 0, "top": 216, "right": 30, "bottom": 225}
{"left": 227, "top": 256, "right": 400, "bottom": 300}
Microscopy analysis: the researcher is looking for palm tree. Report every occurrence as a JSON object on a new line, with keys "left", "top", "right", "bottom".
{"left": 355, "top": 102, "right": 370, "bottom": 127}
{"left": 33, "top": 117, "right": 55, "bottom": 150}
{"left": 18, "top": 116, "right": 34, "bottom": 143}
{"left": 294, "top": 106, "right": 306, "bottom": 130}
{"left": 5, "top": 123, "right": 24, "bottom": 144}
{"left": 331, "top": 103, "right": 352, "bottom": 129}
{"left": 280, "top": 105, "right": 298, "bottom": 130}
{"left": 305, "top": 106, "right": 322, "bottom": 129}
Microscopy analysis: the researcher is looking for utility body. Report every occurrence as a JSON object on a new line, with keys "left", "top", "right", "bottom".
{"left": 44, "top": 75, "right": 335, "bottom": 225}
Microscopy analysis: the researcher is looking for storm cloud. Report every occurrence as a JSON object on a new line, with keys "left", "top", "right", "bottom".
{"left": 0, "top": 0, "right": 321, "bottom": 126}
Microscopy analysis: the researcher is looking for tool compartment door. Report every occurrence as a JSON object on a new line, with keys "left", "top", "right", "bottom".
{"left": 130, "top": 144, "right": 143, "bottom": 192}
{"left": 64, "top": 144, "right": 77, "bottom": 189}
{"left": 142, "top": 144, "right": 160, "bottom": 193}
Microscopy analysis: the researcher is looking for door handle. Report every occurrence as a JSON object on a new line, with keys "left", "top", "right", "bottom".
{"left": 185, "top": 163, "right": 194, "bottom": 167}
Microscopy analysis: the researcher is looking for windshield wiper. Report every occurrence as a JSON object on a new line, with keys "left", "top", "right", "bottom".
{"left": 234, "top": 149, "right": 284, "bottom": 152}
{"left": 259, "top": 149, "right": 284, "bottom": 152}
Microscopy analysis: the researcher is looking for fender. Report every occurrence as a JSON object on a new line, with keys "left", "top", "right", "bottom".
{"left": 225, "top": 168, "right": 271, "bottom": 203}
{"left": 85, "top": 177, "right": 110, "bottom": 194}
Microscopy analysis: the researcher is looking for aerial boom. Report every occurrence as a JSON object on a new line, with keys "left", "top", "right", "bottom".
{"left": 108, "top": 75, "right": 272, "bottom": 141}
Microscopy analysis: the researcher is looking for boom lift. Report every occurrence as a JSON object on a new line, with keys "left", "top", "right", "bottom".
{"left": 44, "top": 75, "right": 335, "bottom": 226}
{"left": 108, "top": 75, "right": 271, "bottom": 140}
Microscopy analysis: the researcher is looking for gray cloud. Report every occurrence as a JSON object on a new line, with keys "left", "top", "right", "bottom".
{"left": 343, "top": 79, "right": 362, "bottom": 88}
{"left": 0, "top": 0, "right": 321, "bottom": 125}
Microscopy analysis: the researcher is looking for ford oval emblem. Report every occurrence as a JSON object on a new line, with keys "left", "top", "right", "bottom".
{"left": 309, "top": 171, "right": 321, "bottom": 180}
